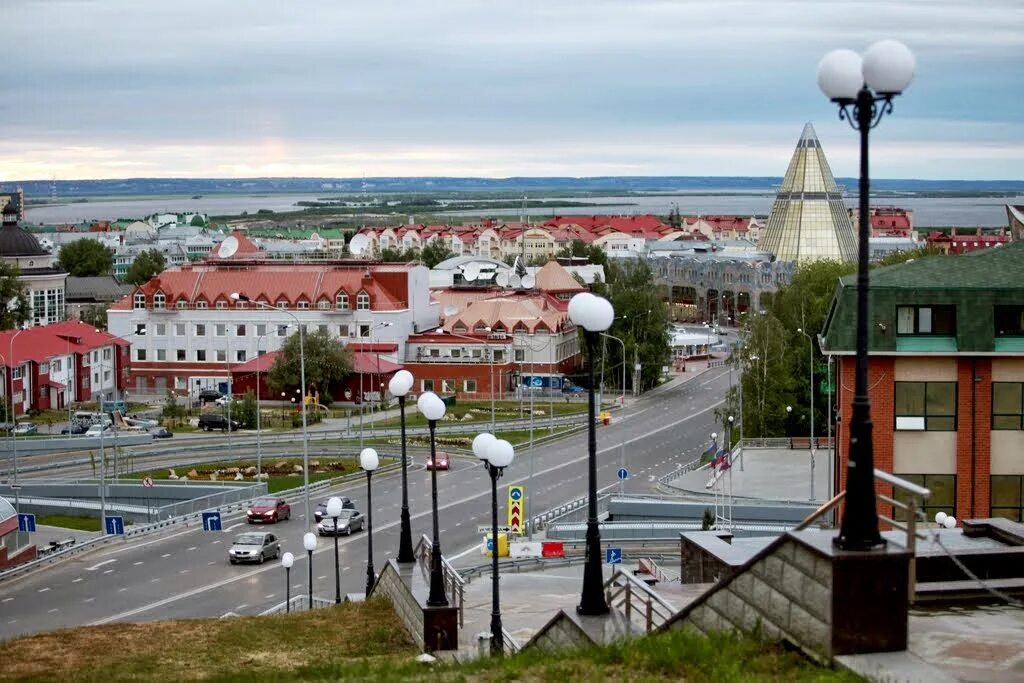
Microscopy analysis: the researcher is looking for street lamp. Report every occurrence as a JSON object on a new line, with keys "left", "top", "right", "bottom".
{"left": 417, "top": 391, "right": 449, "bottom": 606}
{"left": 9, "top": 326, "right": 25, "bottom": 510}
{"left": 302, "top": 531, "right": 317, "bottom": 610}
{"left": 232, "top": 292, "right": 312, "bottom": 529}
{"left": 326, "top": 496, "right": 344, "bottom": 604}
{"left": 727, "top": 415, "right": 734, "bottom": 448}
{"left": 818, "top": 39, "right": 914, "bottom": 550}
{"left": 568, "top": 291, "right": 614, "bottom": 616}
{"left": 797, "top": 327, "right": 816, "bottom": 500}
{"left": 474, "top": 433, "right": 514, "bottom": 656}
{"left": 281, "top": 551, "right": 294, "bottom": 613}
{"left": 360, "top": 446, "right": 380, "bottom": 597}
{"left": 388, "top": 369, "right": 416, "bottom": 563}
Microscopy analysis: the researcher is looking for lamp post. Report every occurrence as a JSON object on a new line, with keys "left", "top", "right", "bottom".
{"left": 817, "top": 39, "right": 914, "bottom": 550}
{"left": 360, "top": 447, "right": 379, "bottom": 597}
{"left": 417, "top": 391, "right": 449, "bottom": 607}
{"left": 255, "top": 327, "right": 283, "bottom": 478}
{"left": 303, "top": 532, "right": 317, "bottom": 609}
{"left": 281, "top": 551, "right": 294, "bottom": 613}
{"left": 388, "top": 369, "right": 416, "bottom": 563}
{"left": 797, "top": 327, "right": 816, "bottom": 500}
{"left": 232, "top": 292, "right": 311, "bottom": 529}
{"left": 326, "top": 496, "right": 343, "bottom": 604}
{"left": 9, "top": 326, "right": 24, "bottom": 508}
{"left": 568, "top": 292, "right": 614, "bottom": 616}
{"left": 473, "top": 432, "right": 514, "bottom": 656}
{"left": 600, "top": 332, "right": 627, "bottom": 496}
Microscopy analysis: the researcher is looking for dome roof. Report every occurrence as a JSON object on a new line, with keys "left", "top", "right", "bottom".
{"left": 0, "top": 223, "right": 47, "bottom": 257}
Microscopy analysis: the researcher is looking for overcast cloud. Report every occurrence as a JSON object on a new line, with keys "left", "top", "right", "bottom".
{"left": 2, "top": 0, "right": 1022, "bottom": 180}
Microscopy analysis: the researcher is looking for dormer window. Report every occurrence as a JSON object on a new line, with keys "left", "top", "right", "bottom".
{"left": 133, "top": 293, "right": 146, "bottom": 309}
{"left": 216, "top": 300, "right": 227, "bottom": 310}
{"left": 474, "top": 323, "right": 489, "bottom": 334}
{"left": 896, "top": 306, "right": 955, "bottom": 335}
{"left": 995, "top": 306, "right": 1024, "bottom": 336}
{"left": 235, "top": 300, "right": 248, "bottom": 309}
{"left": 356, "top": 292, "right": 370, "bottom": 311}
{"left": 176, "top": 299, "right": 187, "bottom": 310}
{"left": 317, "top": 300, "right": 330, "bottom": 310}
{"left": 297, "top": 299, "right": 310, "bottom": 310}
{"left": 195, "top": 299, "right": 208, "bottom": 309}
{"left": 453, "top": 323, "right": 467, "bottom": 334}
{"left": 153, "top": 292, "right": 166, "bottom": 310}
{"left": 336, "top": 293, "right": 350, "bottom": 311}
{"left": 276, "top": 299, "right": 288, "bottom": 309}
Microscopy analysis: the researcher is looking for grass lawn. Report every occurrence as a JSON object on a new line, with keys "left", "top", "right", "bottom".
{"left": 35, "top": 514, "right": 104, "bottom": 532}
{"left": 0, "top": 598, "right": 863, "bottom": 682}
{"left": 126, "top": 457, "right": 362, "bottom": 494}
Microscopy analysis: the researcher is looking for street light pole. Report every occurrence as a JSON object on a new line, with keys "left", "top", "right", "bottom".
{"left": 797, "top": 327, "right": 815, "bottom": 500}
{"left": 281, "top": 552, "right": 294, "bottom": 613}
{"left": 389, "top": 370, "right": 416, "bottom": 563}
{"left": 569, "top": 292, "right": 614, "bottom": 616}
{"left": 303, "top": 532, "right": 317, "bottom": 609}
{"left": 473, "top": 434, "right": 514, "bottom": 656}
{"left": 818, "top": 40, "right": 914, "bottom": 550}
{"left": 326, "top": 496, "right": 343, "bottom": 604}
{"left": 418, "top": 391, "right": 449, "bottom": 607}
{"left": 255, "top": 328, "right": 278, "bottom": 479}
{"left": 9, "top": 327, "right": 24, "bottom": 510}
{"left": 233, "top": 293, "right": 311, "bottom": 529}
{"left": 361, "top": 447, "right": 379, "bottom": 597}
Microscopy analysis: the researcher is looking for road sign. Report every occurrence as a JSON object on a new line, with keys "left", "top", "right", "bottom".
{"left": 530, "top": 377, "right": 543, "bottom": 387}
{"left": 105, "top": 516, "right": 125, "bottom": 536}
{"left": 605, "top": 547, "right": 622, "bottom": 565}
{"left": 507, "top": 485, "right": 525, "bottom": 535}
{"left": 486, "top": 538, "right": 495, "bottom": 551}
{"left": 17, "top": 513, "right": 36, "bottom": 533}
{"left": 202, "top": 511, "right": 223, "bottom": 532}
{"left": 477, "top": 525, "right": 511, "bottom": 534}
{"left": 617, "top": 467, "right": 629, "bottom": 480}
{"left": 142, "top": 476, "right": 155, "bottom": 488}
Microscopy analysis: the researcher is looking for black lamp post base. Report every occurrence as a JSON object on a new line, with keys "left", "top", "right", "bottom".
{"left": 397, "top": 507, "right": 415, "bottom": 563}
{"left": 427, "top": 544, "right": 449, "bottom": 607}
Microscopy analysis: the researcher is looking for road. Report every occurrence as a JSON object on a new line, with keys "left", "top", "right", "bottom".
{"left": 0, "top": 367, "right": 730, "bottom": 639}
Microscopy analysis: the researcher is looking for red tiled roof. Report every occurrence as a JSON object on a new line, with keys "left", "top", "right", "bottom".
{"left": 347, "top": 342, "right": 398, "bottom": 353}
{"left": 0, "top": 320, "right": 129, "bottom": 366}
{"left": 352, "top": 352, "right": 403, "bottom": 374}
{"left": 230, "top": 351, "right": 280, "bottom": 374}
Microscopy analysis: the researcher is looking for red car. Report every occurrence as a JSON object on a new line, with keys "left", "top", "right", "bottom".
{"left": 425, "top": 452, "right": 450, "bottom": 471}
{"left": 247, "top": 497, "right": 291, "bottom": 524}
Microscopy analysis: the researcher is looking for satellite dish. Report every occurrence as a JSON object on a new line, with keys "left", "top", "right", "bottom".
{"left": 443, "top": 304, "right": 459, "bottom": 317}
{"left": 509, "top": 273, "right": 522, "bottom": 288}
{"left": 521, "top": 274, "right": 536, "bottom": 289}
{"left": 495, "top": 272, "right": 510, "bottom": 287}
{"left": 217, "top": 236, "right": 239, "bottom": 259}
{"left": 462, "top": 262, "right": 481, "bottom": 282}
{"left": 349, "top": 234, "right": 370, "bottom": 256}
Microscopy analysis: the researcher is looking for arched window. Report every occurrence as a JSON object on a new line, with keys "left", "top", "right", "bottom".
{"left": 356, "top": 291, "right": 370, "bottom": 311}
{"left": 133, "top": 293, "right": 146, "bottom": 309}
{"left": 336, "top": 293, "right": 350, "bottom": 311}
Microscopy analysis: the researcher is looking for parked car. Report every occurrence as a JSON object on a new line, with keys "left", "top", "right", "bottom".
{"left": 227, "top": 532, "right": 280, "bottom": 564}
{"left": 150, "top": 427, "right": 174, "bottom": 439}
{"left": 85, "top": 424, "right": 114, "bottom": 437}
{"left": 317, "top": 509, "right": 364, "bottom": 536}
{"left": 198, "top": 414, "right": 240, "bottom": 432}
{"left": 425, "top": 451, "right": 450, "bottom": 471}
{"left": 13, "top": 422, "right": 37, "bottom": 435}
{"left": 246, "top": 498, "right": 291, "bottom": 524}
{"left": 314, "top": 497, "right": 354, "bottom": 523}
{"left": 197, "top": 389, "right": 224, "bottom": 404}
{"left": 61, "top": 424, "right": 86, "bottom": 435}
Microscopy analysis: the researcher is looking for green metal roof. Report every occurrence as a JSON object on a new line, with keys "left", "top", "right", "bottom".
{"left": 821, "top": 242, "right": 1024, "bottom": 354}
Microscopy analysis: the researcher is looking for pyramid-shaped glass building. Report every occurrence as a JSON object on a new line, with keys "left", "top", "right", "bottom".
{"left": 759, "top": 123, "right": 857, "bottom": 263}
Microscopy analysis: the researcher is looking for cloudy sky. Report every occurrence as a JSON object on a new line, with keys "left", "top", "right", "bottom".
{"left": 2, "top": 0, "right": 1021, "bottom": 181}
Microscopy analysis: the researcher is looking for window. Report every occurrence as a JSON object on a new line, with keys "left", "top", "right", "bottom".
{"left": 474, "top": 324, "right": 489, "bottom": 334}
{"left": 195, "top": 324, "right": 206, "bottom": 337}
{"left": 453, "top": 323, "right": 467, "bottom": 334}
{"left": 894, "top": 474, "right": 955, "bottom": 521}
{"left": 236, "top": 300, "right": 248, "bottom": 309}
{"left": 156, "top": 349, "right": 166, "bottom": 361}
{"left": 995, "top": 306, "right": 1024, "bottom": 336}
{"left": 155, "top": 323, "right": 166, "bottom": 336}
{"left": 318, "top": 300, "right": 330, "bottom": 310}
{"left": 53, "top": 359, "right": 62, "bottom": 372}
{"left": 276, "top": 299, "right": 288, "bottom": 309}
{"left": 196, "top": 299, "right": 208, "bottom": 309}
{"left": 135, "top": 323, "right": 147, "bottom": 336}
{"left": 894, "top": 381, "right": 956, "bottom": 430}
{"left": 465, "top": 379, "right": 477, "bottom": 392}
{"left": 318, "top": 324, "right": 328, "bottom": 335}
{"left": 297, "top": 300, "right": 309, "bottom": 310}
{"left": 471, "top": 349, "right": 482, "bottom": 359}
{"left": 176, "top": 299, "right": 187, "bottom": 309}
{"left": 175, "top": 323, "right": 186, "bottom": 336}
{"left": 195, "top": 350, "right": 207, "bottom": 362}
{"left": 339, "top": 324, "right": 350, "bottom": 337}
{"left": 359, "top": 324, "right": 371, "bottom": 338}
{"left": 493, "top": 350, "right": 505, "bottom": 362}
{"left": 515, "top": 349, "right": 525, "bottom": 362}
{"left": 136, "top": 349, "right": 147, "bottom": 361}
{"left": 103, "top": 370, "right": 111, "bottom": 383}
{"left": 896, "top": 305, "right": 955, "bottom": 335}
{"left": 133, "top": 293, "right": 146, "bottom": 309}
{"left": 216, "top": 324, "right": 226, "bottom": 337}
{"left": 216, "top": 300, "right": 227, "bottom": 309}
{"left": 256, "top": 324, "right": 267, "bottom": 337}
{"left": 992, "top": 383, "right": 1024, "bottom": 429}
{"left": 991, "top": 475, "right": 1024, "bottom": 521}
{"left": 356, "top": 292, "right": 370, "bottom": 310}
{"left": 277, "top": 325, "right": 289, "bottom": 337}
{"left": 153, "top": 292, "right": 166, "bottom": 309}
{"left": 39, "top": 362, "right": 49, "bottom": 375}
{"left": 236, "top": 350, "right": 246, "bottom": 362}
{"left": 102, "top": 348, "right": 111, "bottom": 361}
{"left": 236, "top": 324, "right": 246, "bottom": 337}
{"left": 429, "top": 348, "right": 440, "bottom": 358}
{"left": 422, "top": 379, "right": 434, "bottom": 392}
{"left": 336, "top": 293, "right": 349, "bottom": 311}
{"left": 451, "top": 348, "right": 461, "bottom": 358}
{"left": 216, "top": 350, "right": 226, "bottom": 362}
{"left": 176, "top": 349, "right": 186, "bottom": 361}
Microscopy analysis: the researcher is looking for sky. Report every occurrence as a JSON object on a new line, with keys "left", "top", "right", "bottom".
{"left": 2, "top": 0, "right": 1022, "bottom": 181}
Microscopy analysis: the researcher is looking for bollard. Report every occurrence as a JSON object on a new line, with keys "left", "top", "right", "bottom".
{"left": 476, "top": 632, "right": 492, "bottom": 658}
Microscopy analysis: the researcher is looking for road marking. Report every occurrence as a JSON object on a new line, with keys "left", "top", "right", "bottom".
{"left": 72, "top": 577, "right": 83, "bottom": 583}
{"left": 236, "top": 603, "right": 248, "bottom": 610}
{"left": 161, "top": 553, "right": 171, "bottom": 558}
{"left": 84, "top": 597, "right": 94, "bottom": 603}
{"left": 342, "top": 566, "right": 350, "bottom": 571}
{"left": 225, "top": 523, "right": 243, "bottom": 532}
{"left": 103, "top": 569, "right": 115, "bottom": 574}
{"left": 133, "top": 561, "right": 144, "bottom": 566}
{"left": 37, "top": 587, "right": 50, "bottom": 593}
{"left": 449, "top": 544, "right": 482, "bottom": 561}
{"left": 179, "top": 569, "right": 190, "bottom": 574}
{"left": 208, "top": 561, "right": 216, "bottom": 565}
{"left": 48, "top": 608, "right": 59, "bottom": 613}
{"left": 187, "top": 546, "right": 198, "bottom": 551}
{"left": 265, "top": 594, "right": 275, "bottom": 599}
{"left": 85, "top": 559, "right": 117, "bottom": 571}
{"left": 118, "top": 587, "right": 128, "bottom": 593}
{"left": 1, "top": 597, "right": 13, "bottom": 603}
{"left": 150, "top": 578, "right": 160, "bottom": 583}
{"left": 7, "top": 620, "right": 15, "bottom": 624}
{"left": 211, "top": 540, "right": 222, "bottom": 545}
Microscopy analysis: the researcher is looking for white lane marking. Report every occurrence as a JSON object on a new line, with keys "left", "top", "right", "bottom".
{"left": 90, "top": 403, "right": 719, "bottom": 626}
{"left": 265, "top": 594, "right": 275, "bottom": 599}
{"left": 161, "top": 553, "right": 171, "bottom": 559}
{"left": 1, "top": 597, "right": 12, "bottom": 603}
{"left": 118, "top": 588, "right": 128, "bottom": 593}
{"left": 187, "top": 546, "right": 198, "bottom": 551}
{"left": 179, "top": 569, "right": 190, "bottom": 574}
{"left": 211, "top": 540, "right": 222, "bottom": 545}
{"left": 72, "top": 578, "right": 83, "bottom": 583}
{"left": 236, "top": 603, "right": 248, "bottom": 610}
{"left": 48, "top": 608, "right": 59, "bottom": 613}
{"left": 37, "top": 587, "right": 50, "bottom": 593}
{"left": 85, "top": 559, "right": 117, "bottom": 571}
{"left": 150, "top": 578, "right": 160, "bottom": 583}
{"left": 317, "top": 575, "right": 327, "bottom": 581}
{"left": 103, "top": 569, "right": 115, "bottom": 574}
{"left": 225, "top": 523, "right": 244, "bottom": 532}
{"left": 208, "top": 561, "right": 216, "bottom": 565}
{"left": 133, "top": 561, "right": 144, "bottom": 566}
{"left": 7, "top": 620, "right": 15, "bottom": 624}
{"left": 84, "top": 597, "right": 94, "bottom": 603}
{"left": 449, "top": 544, "right": 482, "bottom": 561}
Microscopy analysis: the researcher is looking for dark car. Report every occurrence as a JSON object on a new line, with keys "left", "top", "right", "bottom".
{"left": 61, "top": 424, "right": 86, "bottom": 435}
{"left": 198, "top": 389, "right": 224, "bottom": 404}
{"left": 198, "top": 414, "right": 240, "bottom": 432}
{"left": 150, "top": 427, "right": 174, "bottom": 439}
{"left": 246, "top": 497, "right": 291, "bottom": 524}
{"left": 313, "top": 497, "right": 354, "bottom": 523}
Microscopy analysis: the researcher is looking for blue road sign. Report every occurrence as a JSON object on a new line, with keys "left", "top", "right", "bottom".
{"left": 17, "top": 513, "right": 36, "bottom": 533}
{"left": 202, "top": 511, "right": 223, "bottom": 532}
{"left": 616, "top": 467, "right": 629, "bottom": 480}
{"left": 105, "top": 516, "right": 125, "bottom": 536}
{"left": 606, "top": 547, "right": 622, "bottom": 565}
{"left": 509, "top": 487, "right": 523, "bottom": 501}
{"left": 486, "top": 538, "right": 495, "bottom": 551}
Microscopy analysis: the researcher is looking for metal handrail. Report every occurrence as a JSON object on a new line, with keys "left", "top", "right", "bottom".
{"left": 603, "top": 568, "right": 676, "bottom": 633}
{"left": 656, "top": 456, "right": 705, "bottom": 486}
{"left": 414, "top": 534, "right": 464, "bottom": 628}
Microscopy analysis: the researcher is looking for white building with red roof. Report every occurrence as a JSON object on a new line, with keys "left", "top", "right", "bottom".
{"left": 108, "top": 248, "right": 437, "bottom": 400}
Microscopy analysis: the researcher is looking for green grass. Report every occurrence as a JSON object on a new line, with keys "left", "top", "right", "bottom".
{"left": 35, "top": 515, "right": 103, "bottom": 532}
{"left": 126, "top": 457, "right": 361, "bottom": 494}
{"left": 0, "top": 598, "right": 863, "bottom": 681}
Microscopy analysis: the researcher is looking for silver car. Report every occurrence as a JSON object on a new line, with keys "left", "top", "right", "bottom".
{"left": 317, "top": 509, "right": 364, "bottom": 536}
{"left": 228, "top": 532, "right": 281, "bottom": 564}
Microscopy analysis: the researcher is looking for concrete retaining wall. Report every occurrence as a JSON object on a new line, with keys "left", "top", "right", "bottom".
{"left": 526, "top": 610, "right": 596, "bottom": 653}
{"left": 373, "top": 561, "right": 425, "bottom": 651}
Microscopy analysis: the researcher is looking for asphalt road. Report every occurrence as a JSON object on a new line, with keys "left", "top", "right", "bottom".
{"left": 0, "top": 367, "right": 730, "bottom": 639}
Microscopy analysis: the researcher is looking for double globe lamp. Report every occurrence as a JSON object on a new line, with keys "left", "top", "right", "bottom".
{"left": 417, "top": 390, "right": 449, "bottom": 607}
{"left": 472, "top": 432, "right": 515, "bottom": 655}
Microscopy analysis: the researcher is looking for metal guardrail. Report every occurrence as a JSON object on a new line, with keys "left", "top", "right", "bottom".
{"left": 459, "top": 551, "right": 680, "bottom": 583}
{"left": 259, "top": 594, "right": 335, "bottom": 615}
{"left": 415, "top": 534, "right": 465, "bottom": 629}
{"left": 526, "top": 492, "right": 613, "bottom": 535}
{"left": 604, "top": 567, "right": 677, "bottom": 634}
{"left": 656, "top": 456, "right": 705, "bottom": 487}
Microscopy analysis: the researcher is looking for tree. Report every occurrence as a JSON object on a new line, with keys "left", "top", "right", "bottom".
{"left": 727, "top": 311, "right": 795, "bottom": 438}
{"left": 79, "top": 304, "right": 108, "bottom": 331}
{"left": 419, "top": 240, "right": 455, "bottom": 268}
{"left": 0, "top": 262, "right": 29, "bottom": 330}
{"left": 234, "top": 390, "right": 258, "bottom": 429}
{"left": 267, "top": 328, "right": 354, "bottom": 397}
{"left": 57, "top": 239, "right": 114, "bottom": 277}
{"left": 874, "top": 245, "right": 946, "bottom": 268}
{"left": 378, "top": 246, "right": 417, "bottom": 262}
{"left": 556, "top": 239, "right": 608, "bottom": 268}
{"left": 161, "top": 390, "right": 185, "bottom": 427}
{"left": 125, "top": 249, "right": 167, "bottom": 285}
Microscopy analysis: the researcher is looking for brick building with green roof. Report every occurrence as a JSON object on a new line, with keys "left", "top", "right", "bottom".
{"left": 820, "top": 241, "right": 1024, "bottom": 523}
